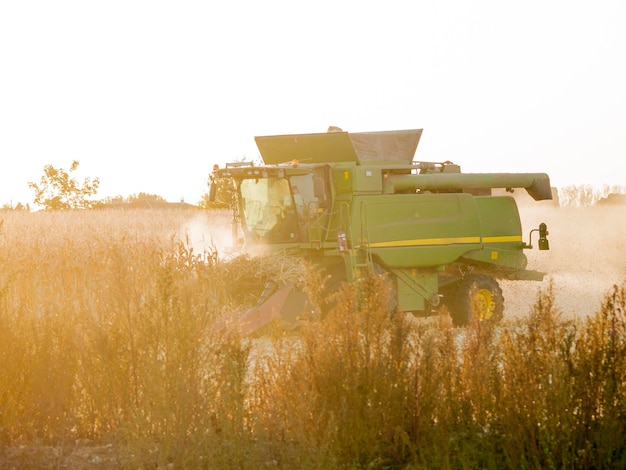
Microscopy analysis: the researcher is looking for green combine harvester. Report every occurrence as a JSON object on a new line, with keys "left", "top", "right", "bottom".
{"left": 210, "top": 128, "right": 551, "bottom": 333}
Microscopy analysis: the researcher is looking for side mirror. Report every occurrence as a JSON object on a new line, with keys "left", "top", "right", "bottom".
{"left": 538, "top": 222, "right": 549, "bottom": 250}
{"left": 525, "top": 222, "right": 550, "bottom": 250}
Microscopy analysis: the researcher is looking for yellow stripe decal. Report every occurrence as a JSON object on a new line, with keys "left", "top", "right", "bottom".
{"left": 483, "top": 235, "right": 523, "bottom": 243}
{"left": 368, "top": 235, "right": 522, "bottom": 248}
{"left": 369, "top": 236, "right": 480, "bottom": 248}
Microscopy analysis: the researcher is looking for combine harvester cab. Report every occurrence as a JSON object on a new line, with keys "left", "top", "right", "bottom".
{"left": 210, "top": 128, "right": 551, "bottom": 332}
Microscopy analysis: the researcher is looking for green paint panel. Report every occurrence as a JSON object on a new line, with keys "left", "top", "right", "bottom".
{"left": 352, "top": 193, "right": 483, "bottom": 268}
{"left": 354, "top": 167, "right": 383, "bottom": 193}
{"left": 395, "top": 271, "right": 439, "bottom": 312}
{"left": 467, "top": 195, "right": 528, "bottom": 270}
{"left": 475, "top": 196, "right": 523, "bottom": 237}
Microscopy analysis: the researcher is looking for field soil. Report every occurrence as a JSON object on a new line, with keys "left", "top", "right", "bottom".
{"left": 501, "top": 201, "right": 625, "bottom": 320}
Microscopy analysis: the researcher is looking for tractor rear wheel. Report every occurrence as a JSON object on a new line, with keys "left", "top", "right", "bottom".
{"left": 448, "top": 274, "right": 504, "bottom": 326}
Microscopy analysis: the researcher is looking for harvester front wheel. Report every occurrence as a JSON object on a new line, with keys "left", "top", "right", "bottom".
{"left": 449, "top": 274, "right": 504, "bottom": 326}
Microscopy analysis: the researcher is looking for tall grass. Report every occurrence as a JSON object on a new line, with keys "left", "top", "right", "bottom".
{"left": 0, "top": 210, "right": 625, "bottom": 468}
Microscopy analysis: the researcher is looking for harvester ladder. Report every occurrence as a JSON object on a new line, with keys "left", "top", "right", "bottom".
{"left": 337, "top": 200, "right": 373, "bottom": 281}
{"left": 353, "top": 200, "right": 374, "bottom": 274}
{"left": 350, "top": 201, "right": 377, "bottom": 311}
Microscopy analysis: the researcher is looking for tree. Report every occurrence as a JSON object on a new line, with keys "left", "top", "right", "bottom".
{"left": 198, "top": 172, "right": 236, "bottom": 209}
{"left": 127, "top": 192, "right": 166, "bottom": 203}
{"left": 1, "top": 202, "right": 30, "bottom": 212}
{"left": 198, "top": 159, "right": 258, "bottom": 209}
{"left": 28, "top": 160, "right": 100, "bottom": 210}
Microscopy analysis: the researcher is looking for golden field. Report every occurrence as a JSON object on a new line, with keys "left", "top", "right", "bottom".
{"left": 0, "top": 206, "right": 624, "bottom": 469}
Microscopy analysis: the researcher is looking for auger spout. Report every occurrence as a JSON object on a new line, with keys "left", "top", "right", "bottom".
{"left": 383, "top": 172, "right": 553, "bottom": 200}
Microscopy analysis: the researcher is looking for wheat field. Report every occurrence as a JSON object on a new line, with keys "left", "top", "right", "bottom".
{"left": 0, "top": 206, "right": 624, "bottom": 469}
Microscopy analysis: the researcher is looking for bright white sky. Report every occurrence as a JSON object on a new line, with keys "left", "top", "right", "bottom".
{"left": 1, "top": 1, "right": 625, "bottom": 206}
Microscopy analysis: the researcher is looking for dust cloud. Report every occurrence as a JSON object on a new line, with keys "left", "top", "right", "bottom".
{"left": 181, "top": 211, "right": 240, "bottom": 261}
{"left": 503, "top": 200, "right": 626, "bottom": 320}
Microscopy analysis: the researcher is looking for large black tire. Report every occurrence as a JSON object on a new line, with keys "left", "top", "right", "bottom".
{"left": 447, "top": 274, "right": 504, "bottom": 326}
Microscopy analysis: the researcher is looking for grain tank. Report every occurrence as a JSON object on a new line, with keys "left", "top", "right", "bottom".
{"left": 210, "top": 128, "right": 551, "bottom": 331}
